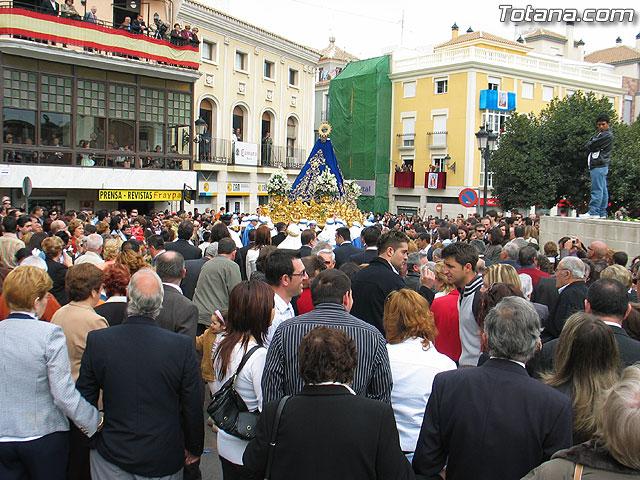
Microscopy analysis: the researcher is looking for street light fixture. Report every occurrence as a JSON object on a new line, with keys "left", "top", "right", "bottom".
{"left": 443, "top": 154, "right": 455, "bottom": 173}
{"left": 476, "top": 125, "right": 498, "bottom": 216}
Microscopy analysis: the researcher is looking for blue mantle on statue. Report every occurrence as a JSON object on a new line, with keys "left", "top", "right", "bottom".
{"left": 289, "top": 138, "right": 345, "bottom": 201}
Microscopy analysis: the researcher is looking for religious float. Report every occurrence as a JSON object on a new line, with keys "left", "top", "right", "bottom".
{"left": 261, "top": 122, "right": 365, "bottom": 226}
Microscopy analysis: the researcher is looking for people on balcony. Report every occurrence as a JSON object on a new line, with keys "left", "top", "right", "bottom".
{"left": 60, "top": 0, "right": 80, "bottom": 20}
{"left": 83, "top": 5, "right": 98, "bottom": 23}
{"left": 40, "top": 0, "right": 59, "bottom": 16}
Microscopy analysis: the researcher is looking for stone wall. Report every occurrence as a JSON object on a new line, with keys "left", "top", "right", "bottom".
{"left": 540, "top": 216, "right": 640, "bottom": 257}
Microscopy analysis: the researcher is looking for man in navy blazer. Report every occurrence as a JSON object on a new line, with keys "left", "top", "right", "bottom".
{"left": 413, "top": 296, "right": 573, "bottom": 480}
{"left": 77, "top": 269, "right": 203, "bottom": 479}
{"left": 350, "top": 230, "right": 408, "bottom": 335}
{"left": 164, "top": 221, "right": 202, "bottom": 260}
{"left": 333, "top": 227, "right": 362, "bottom": 268}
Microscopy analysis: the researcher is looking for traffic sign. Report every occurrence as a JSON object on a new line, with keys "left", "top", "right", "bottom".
{"left": 459, "top": 188, "right": 478, "bottom": 207}
{"left": 435, "top": 204, "right": 442, "bottom": 213}
{"left": 22, "top": 176, "right": 32, "bottom": 197}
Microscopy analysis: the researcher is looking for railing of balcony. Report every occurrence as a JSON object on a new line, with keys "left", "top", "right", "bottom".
{"left": 396, "top": 133, "right": 415, "bottom": 148}
{"left": 198, "top": 138, "right": 231, "bottom": 165}
{"left": 0, "top": 2, "right": 199, "bottom": 70}
{"left": 285, "top": 147, "right": 306, "bottom": 170}
{"left": 2, "top": 148, "right": 189, "bottom": 169}
{"left": 426, "top": 131, "right": 448, "bottom": 148}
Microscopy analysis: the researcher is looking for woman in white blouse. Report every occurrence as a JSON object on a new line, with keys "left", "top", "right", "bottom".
{"left": 245, "top": 225, "right": 271, "bottom": 279}
{"left": 383, "top": 288, "right": 456, "bottom": 461}
{"left": 212, "top": 280, "right": 274, "bottom": 479}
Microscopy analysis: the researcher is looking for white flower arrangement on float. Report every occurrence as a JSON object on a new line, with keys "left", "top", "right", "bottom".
{"left": 266, "top": 168, "right": 291, "bottom": 197}
{"left": 311, "top": 169, "right": 340, "bottom": 200}
{"left": 342, "top": 179, "right": 362, "bottom": 208}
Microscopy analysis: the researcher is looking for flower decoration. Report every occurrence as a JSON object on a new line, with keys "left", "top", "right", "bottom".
{"left": 311, "top": 169, "right": 339, "bottom": 199}
{"left": 266, "top": 168, "right": 291, "bottom": 197}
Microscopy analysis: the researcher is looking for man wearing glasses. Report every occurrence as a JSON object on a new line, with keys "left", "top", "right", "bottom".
{"left": 475, "top": 224, "right": 487, "bottom": 242}
{"left": 263, "top": 249, "right": 307, "bottom": 345}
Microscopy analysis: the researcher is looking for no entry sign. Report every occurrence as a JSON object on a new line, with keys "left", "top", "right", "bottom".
{"left": 459, "top": 188, "right": 478, "bottom": 207}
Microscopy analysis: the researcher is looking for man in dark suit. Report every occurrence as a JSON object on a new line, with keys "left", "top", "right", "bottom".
{"left": 155, "top": 251, "right": 199, "bottom": 337}
{"left": 165, "top": 221, "right": 202, "bottom": 260}
{"left": 350, "top": 230, "right": 407, "bottom": 335}
{"left": 181, "top": 244, "right": 215, "bottom": 301}
{"left": 544, "top": 256, "right": 588, "bottom": 340}
{"left": 333, "top": 227, "right": 362, "bottom": 268}
{"left": 536, "top": 278, "right": 640, "bottom": 376}
{"left": 350, "top": 226, "right": 380, "bottom": 265}
{"left": 40, "top": 0, "right": 59, "bottom": 15}
{"left": 236, "top": 227, "right": 255, "bottom": 280}
{"left": 271, "top": 222, "right": 287, "bottom": 247}
{"left": 245, "top": 326, "right": 411, "bottom": 479}
{"left": 76, "top": 269, "right": 203, "bottom": 479}
{"left": 298, "top": 228, "right": 316, "bottom": 257}
{"left": 531, "top": 275, "right": 559, "bottom": 315}
{"left": 413, "top": 297, "right": 573, "bottom": 480}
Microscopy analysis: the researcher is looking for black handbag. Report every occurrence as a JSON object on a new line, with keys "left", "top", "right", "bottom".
{"left": 207, "top": 345, "right": 261, "bottom": 440}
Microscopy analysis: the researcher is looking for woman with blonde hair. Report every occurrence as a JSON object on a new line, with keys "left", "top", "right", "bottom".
{"left": 115, "top": 249, "right": 150, "bottom": 276}
{"left": 67, "top": 218, "right": 84, "bottom": 257}
{"left": 383, "top": 288, "right": 456, "bottom": 461}
{"left": 540, "top": 312, "right": 621, "bottom": 445}
{"left": 0, "top": 266, "right": 101, "bottom": 479}
{"left": 524, "top": 364, "right": 640, "bottom": 479}
{"left": 524, "top": 225, "right": 539, "bottom": 245}
{"left": 429, "top": 262, "right": 461, "bottom": 362}
{"left": 98, "top": 237, "right": 122, "bottom": 271}
{"left": 483, "top": 263, "right": 523, "bottom": 295}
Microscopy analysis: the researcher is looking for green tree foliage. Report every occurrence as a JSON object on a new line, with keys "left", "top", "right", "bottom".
{"left": 609, "top": 120, "right": 640, "bottom": 214}
{"left": 490, "top": 91, "right": 624, "bottom": 210}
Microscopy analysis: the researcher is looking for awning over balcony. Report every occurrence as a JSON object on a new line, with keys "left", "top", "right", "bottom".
{"left": 0, "top": 8, "right": 199, "bottom": 69}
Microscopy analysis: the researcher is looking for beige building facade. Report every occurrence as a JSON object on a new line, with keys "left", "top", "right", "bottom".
{"left": 178, "top": 1, "right": 320, "bottom": 214}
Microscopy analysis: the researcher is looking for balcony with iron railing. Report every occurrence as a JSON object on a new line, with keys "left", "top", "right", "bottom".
{"left": 426, "top": 131, "right": 448, "bottom": 149}
{"left": 0, "top": 1, "right": 200, "bottom": 71}
{"left": 396, "top": 133, "right": 415, "bottom": 150}
{"left": 196, "top": 141, "right": 305, "bottom": 171}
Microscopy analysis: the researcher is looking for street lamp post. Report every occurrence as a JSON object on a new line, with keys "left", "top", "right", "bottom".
{"left": 475, "top": 125, "right": 498, "bottom": 216}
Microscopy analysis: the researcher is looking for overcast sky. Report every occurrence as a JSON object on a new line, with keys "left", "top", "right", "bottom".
{"left": 204, "top": 0, "right": 639, "bottom": 59}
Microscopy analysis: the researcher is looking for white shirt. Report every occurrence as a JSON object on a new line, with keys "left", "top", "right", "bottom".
{"left": 212, "top": 339, "right": 266, "bottom": 465}
{"left": 386, "top": 337, "right": 456, "bottom": 457}
{"left": 265, "top": 293, "right": 295, "bottom": 346}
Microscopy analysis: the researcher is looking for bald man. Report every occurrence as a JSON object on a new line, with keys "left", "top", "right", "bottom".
{"left": 587, "top": 240, "right": 609, "bottom": 274}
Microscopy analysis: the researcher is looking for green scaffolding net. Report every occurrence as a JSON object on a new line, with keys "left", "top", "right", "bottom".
{"left": 329, "top": 55, "right": 391, "bottom": 214}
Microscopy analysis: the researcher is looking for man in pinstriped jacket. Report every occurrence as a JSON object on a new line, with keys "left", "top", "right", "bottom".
{"left": 262, "top": 268, "right": 392, "bottom": 404}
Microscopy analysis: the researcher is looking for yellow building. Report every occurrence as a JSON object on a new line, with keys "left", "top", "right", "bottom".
{"left": 178, "top": 1, "right": 320, "bottom": 214}
{"left": 388, "top": 25, "right": 625, "bottom": 217}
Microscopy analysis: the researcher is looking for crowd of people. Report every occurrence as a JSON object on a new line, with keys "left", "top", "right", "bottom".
{"left": 30, "top": 0, "right": 199, "bottom": 47}
{"left": 1, "top": 199, "right": 640, "bottom": 480}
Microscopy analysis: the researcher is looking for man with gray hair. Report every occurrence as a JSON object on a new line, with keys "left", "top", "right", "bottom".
{"left": 544, "top": 256, "right": 588, "bottom": 340}
{"left": 74, "top": 233, "right": 104, "bottom": 266}
{"left": 498, "top": 241, "right": 521, "bottom": 270}
{"left": 405, "top": 251, "right": 427, "bottom": 291}
{"left": 181, "top": 242, "right": 217, "bottom": 301}
{"left": 77, "top": 269, "right": 203, "bottom": 480}
{"left": 155, "top": 251, "right": 199, "bottom": 337}
{"left": 413, "top": 296, "right": 572, "bottom": 480}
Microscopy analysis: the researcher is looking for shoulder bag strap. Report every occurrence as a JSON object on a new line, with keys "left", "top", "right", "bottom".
{"left": 232, "top": 345, "right": 262, "bottom": 384}
{"left": 264, "top": 395, "right": 291, "bottom": 480}
{"left": 573, "top": 463, "right": 583, "bottom": 480}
